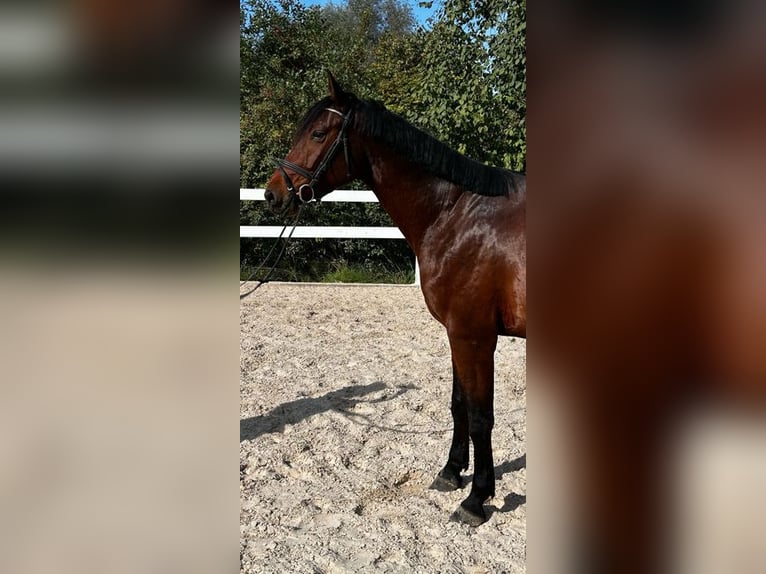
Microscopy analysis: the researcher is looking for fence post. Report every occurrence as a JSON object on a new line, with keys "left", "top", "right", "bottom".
{"left": 414, "top": 258, "right": 420, "bottom": 287}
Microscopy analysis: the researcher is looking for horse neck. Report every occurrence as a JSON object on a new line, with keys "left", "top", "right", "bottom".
{"left": 359, "top": 141, "right": 457, "bottom": 255}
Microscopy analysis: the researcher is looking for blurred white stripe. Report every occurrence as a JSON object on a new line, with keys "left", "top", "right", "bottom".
{"left": 240, "top": 226, "right": 404, "bottom": 239}
{"left": 0, "top": 106, "right": 234, "bottom": 171}
{"left": 0, "top": 9, "right": 72, "bottom": 72}
{"left": 240, "top": 189, "right": 379, "bottom": 202}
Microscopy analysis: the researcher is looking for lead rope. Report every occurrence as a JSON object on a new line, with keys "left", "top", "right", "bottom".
{"left": 239, "top": 206, "right": 302, "bottom": 300}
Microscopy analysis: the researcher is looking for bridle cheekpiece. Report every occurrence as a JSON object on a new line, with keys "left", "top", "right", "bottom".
{"left": 272, "top": 106, "right": 354, "bottom": 204}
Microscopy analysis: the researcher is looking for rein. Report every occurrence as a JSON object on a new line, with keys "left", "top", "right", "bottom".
{"left": 272, "top": 107, "right": 354, "bottom": 204}
{"left": 239, "top": 207, "right": 302, "bottom": 300}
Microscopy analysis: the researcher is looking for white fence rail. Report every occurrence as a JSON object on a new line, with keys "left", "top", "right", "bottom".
{"left": 240, "top": 188, "right": 419, "bottom": 285}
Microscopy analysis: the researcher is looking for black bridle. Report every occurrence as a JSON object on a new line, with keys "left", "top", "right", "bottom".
{"left": 240, "top": 106, "right": 354, "bottom": 300}
{"left": 272, "top": 106, "right": 355, "bottom": 204}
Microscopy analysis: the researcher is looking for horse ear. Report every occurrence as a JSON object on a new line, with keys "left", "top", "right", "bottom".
{"left": 327, "top": 71, "right": 347, "bottom": 105}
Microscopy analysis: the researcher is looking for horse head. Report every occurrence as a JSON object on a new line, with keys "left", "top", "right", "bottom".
{"left": 265, "top": 72, "right": 359, "bottom": 216}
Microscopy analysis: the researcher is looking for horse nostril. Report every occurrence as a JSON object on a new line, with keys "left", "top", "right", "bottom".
{"left": 264, "top": 188, "right": 275, "bottom": 205}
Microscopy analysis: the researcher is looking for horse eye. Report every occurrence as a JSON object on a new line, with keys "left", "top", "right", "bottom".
{"left": 311, "top": 130, "right": 326, "bottom": 142}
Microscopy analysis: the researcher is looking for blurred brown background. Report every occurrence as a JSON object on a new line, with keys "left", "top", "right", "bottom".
{"left": 529, "top": 1, "right": 766, "bottom": 572}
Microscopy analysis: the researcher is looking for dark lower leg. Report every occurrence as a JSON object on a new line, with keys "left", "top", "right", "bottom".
{"left": 459, "top": 406, "right": 495, "bottom": 520}
{"left": 431, "top": 363, "right": 469, "bottom": 490}
{"left": 445, "top": 334, "right": 497, "bottom": 526}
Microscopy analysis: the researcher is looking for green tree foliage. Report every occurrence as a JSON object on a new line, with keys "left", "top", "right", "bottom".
{"left": 240, "top": 0, "right": 335, "bottom": 189}
{"left": 410, "top": 0, "right": 526, "bottom": 171}
{"left": 240, "top": 0, "right": 525, "bottom": 281}
{"left": 240, "top": 0, "right": 417, "bottom": 188}
{"left": 323, "top": 0, "right": 415, "bottom": 42}
{"left": 369, "top": 30, "right": 426, "bottom": 116}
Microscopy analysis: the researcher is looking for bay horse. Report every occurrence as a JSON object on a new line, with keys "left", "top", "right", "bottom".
{"left": 264, "top": 73, "right": 526, "bottom": 526}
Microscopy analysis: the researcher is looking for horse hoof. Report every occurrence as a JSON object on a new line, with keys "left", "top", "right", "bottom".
{"left": 450, "top": 503, "right": 487, "bottom": 527}
{"left": 429, "top": 473, "right": 461, "bottom": 492}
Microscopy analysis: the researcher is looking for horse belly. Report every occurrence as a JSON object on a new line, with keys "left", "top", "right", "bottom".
{"left": 499, "top": 270, "right": 527, "bottom": 338}
{"left": 498, "top": 232, "right": 527, "bottom": 338}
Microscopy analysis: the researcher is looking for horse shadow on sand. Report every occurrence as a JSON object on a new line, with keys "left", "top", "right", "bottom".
{"left": 240, "top": 381, "right": 416, "bottom": 442}
{"left": 241, "top": 383, "right": 525, "bottom": 516}
{"left": 491, "top": 453, "right": 527, "bottom": 515}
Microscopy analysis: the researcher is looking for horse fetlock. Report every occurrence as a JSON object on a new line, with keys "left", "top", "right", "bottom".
{"left": 469, "top": 479, "right": 495, "bottom": 503}
{"left": 449, "top": 452, "right": 469, "bottom": 471}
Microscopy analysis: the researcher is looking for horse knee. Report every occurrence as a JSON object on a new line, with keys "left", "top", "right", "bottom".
{"left": 451, "top": 395, "right": 467, "bottom": 417}
{"left": 468, "top": 407, "right": 494, "bottom": 436}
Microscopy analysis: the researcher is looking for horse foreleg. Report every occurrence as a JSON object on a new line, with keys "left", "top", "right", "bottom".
{"left": 430, "top": 361, "right": 470, "bottom": 491}
{"left": 448, "top": 335, "right": 497, "bottom": 526}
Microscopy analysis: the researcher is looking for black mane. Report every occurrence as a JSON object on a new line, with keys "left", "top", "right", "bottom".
{"left": 295, "top": 96, "right": 521, "bottom": 197}
{"left": 355, "top": 100, "right": 520, "bottom": 197}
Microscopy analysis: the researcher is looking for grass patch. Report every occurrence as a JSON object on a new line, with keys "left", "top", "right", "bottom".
{"left": 240, "top": 261, "right": 415, "bottom": 284}
{"left": 321, "top": 262, "right": 414, "bottom": 284}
